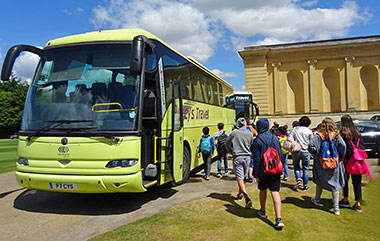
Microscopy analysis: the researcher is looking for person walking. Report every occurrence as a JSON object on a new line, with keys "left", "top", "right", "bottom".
{"left": 251, "top": 118, "right": 285, "bottom": 230}
{"left": 308, "top": 117, "right": 346, "bottom": 215}
{"left": 278, "top": 126, "right": 289, "bottom": 181}
{"left": 339, "top": 114, "right": 365, "bottom": 212}
{"left": 213, "top": 123, "right": 229, "bottom": 178}
{"left": 290, "top": 116, "right": 313, "bottom": 190}
{"left": 226, "top": 117, "right": 253, "bottom": 209}
{"left": 245, "top": 117, "right": 257, "bottom": 183}
{"left": 197, "top": 126, "right": 215, "bottom": 181}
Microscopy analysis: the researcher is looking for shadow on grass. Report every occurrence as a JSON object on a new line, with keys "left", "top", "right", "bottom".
{"left": 282, "top": 195, "right": 333, "bottom": 214}
{"left": 207, "top": 192, "right": 279, "bottom": 230}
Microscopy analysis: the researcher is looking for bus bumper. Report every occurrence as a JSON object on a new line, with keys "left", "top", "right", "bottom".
{"left": 15, "top": 171, "right": 147, "bottom": 193}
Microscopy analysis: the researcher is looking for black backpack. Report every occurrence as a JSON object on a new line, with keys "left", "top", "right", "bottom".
{"left": 217, "top": 131, "right": 228, "bottom": 152}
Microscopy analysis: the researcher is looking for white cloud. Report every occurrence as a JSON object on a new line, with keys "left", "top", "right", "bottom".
{"left": 210, "top": 1, "right": 368, "bottom": 42}
{"left": 89, "top": 0, "right": 371, "bottom": 72}
{"left": 190, "top": 0, "right": 371, "bottom": 50}
{"left": 190, "top": 0, "right": 290, "bottom": 11}
{"left": 13, "top": 51, "right": 40, "bottom": 84}
{"left": 91, "top": 0, "right": 218, "bottom": 63}
{"left": 254, "top": 37, "right": 283, "bottom": 46}
{"left": 299, "top": 0, "right": 319, "bottom": 8}
{"left": 62, "top": 8, "right": 84, "bottom": 16}
{"left": 233, "top": 85, "right": 246, "bottom": 91}
{"left": 212, "top": 69, "right": 237, "bottom": 78}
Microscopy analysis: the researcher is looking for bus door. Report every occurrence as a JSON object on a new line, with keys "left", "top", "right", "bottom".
{"left": 252, "top": 102, "right": 259, "bottom": 123}
{"left": 171, "top": 77, "right": 184, "bottom": 182}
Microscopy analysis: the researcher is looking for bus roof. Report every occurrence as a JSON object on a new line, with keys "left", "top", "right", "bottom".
{"left": 45, "top": 29, "right": 231, "bottom": 87}
{"left": 226, "top": 91, "right": 252, "bottom": 97}
{"left": 45, "top": 29, "right": 158, "bottom": 47}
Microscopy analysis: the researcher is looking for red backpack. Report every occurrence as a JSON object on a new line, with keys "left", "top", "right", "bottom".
{"left": 258, "top": 136, "right": 284, "bottom": 175}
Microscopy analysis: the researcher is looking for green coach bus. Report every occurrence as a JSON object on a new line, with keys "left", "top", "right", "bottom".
{"left": 226, "top": 91, "right": 259, "bottom": 122}
{"left": 1, "top": 29, "right": 235, "bottom": 193}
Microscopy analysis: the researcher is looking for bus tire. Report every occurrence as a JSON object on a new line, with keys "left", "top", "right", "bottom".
{"left": 171, "top": 146, "right": 191, "bottom": 186}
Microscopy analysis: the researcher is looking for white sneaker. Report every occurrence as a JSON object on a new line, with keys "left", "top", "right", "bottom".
{"left": 333, "top": 208, "right": 340, "bottom": 216}
{"left": 217, "top": 173, "right": 222, "bottom": 178}
{"left": 275, "top": 218, "right": 285, "bottom": 230}
{"left": 311, "top": 197, "right": 322, "bottom": 207}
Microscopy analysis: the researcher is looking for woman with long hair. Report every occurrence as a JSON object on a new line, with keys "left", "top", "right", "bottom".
{"left": 339, "top": 114, "right": 364, "bottom": 212}
{"left": 308, "top": 117, "right": 346, "bottom": 215}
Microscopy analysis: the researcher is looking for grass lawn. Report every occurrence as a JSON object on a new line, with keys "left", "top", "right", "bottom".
{"left": 0, "top": 139, "right": 17, "bottom": 174}
{"left": 92, "top": 177, "right": 380, "bottom": 241}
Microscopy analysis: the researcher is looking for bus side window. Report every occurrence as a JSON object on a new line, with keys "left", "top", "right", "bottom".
{"left": 190, "top": 70, "right": 204, "bottom": 103}
{"left": 208, "top": 77, "right": 218, "bottom": 105}
{"left": 199, "top": 75, "right": 208, "bottom": 103}
{"left": 223, "top": 85, "right": 233, "bottom": 97}
{"left": 218, "top": 83, "right": 224, "bottom": 106}
{"left": 181, "top": 71, "right": 191, "bottom": 100}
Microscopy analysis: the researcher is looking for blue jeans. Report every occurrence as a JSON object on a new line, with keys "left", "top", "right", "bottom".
{"left": 217, "top": 151, "right": 228, "bottom": 173}
{"left": 202, "top": 153, "right": 212, "bottom": 176}
{"left": 292, "top": 151, "right": 310, "bottom": 186}
{"left": 283, "top": 153, "right": 289, "bottom": 177}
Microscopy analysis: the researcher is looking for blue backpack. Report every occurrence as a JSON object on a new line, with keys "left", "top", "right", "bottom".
{"left": 200, "top": 136, "right": 212, "bottom": 154}
{"left": 317, "top": 132, "right": 339, "bottom": 169}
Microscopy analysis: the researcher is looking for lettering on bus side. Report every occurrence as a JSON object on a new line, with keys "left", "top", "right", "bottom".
{"left": 183, "top": 105, "right": 209, "bottom": 122}
{"left": 235, "top": 96, "right": 251, "bottom": 101}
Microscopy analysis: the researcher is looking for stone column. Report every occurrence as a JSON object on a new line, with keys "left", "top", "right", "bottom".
{"left": 272, "top": 62, "right": 282, "bottom": 115}
{"left": 345, "top": 56, "right": 358, "bottom": 111}
{"left": 307, "top": 59, "right": 318, "bottom": 113}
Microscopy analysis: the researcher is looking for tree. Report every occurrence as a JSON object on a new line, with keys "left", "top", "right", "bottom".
{"left": 0, "top": 75, "right": 29, "bottom": 133}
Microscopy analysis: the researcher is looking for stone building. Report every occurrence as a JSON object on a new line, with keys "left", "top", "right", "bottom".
{"left": 239, "top": 36, "right": 380, "bottom": 127}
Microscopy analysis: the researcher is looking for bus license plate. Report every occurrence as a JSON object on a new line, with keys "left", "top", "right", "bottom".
{"left": 49, "top": 182, "right": 78, "bottom": 190}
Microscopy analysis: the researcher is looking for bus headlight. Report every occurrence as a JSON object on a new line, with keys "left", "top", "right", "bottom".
{"left": 106, "top": 159, "right": 138, "bottom": 168}
{"left": 17, "top": 158, "right": 29, "bottom": 166}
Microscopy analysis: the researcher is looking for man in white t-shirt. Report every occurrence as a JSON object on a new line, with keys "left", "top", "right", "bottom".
{"left": 289, "top": 116, "right": 313, "bottom": 191}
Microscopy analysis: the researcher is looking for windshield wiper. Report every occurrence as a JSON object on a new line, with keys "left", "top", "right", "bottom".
{"left": 52, "top": 126, "right": 120, "bottom": 142}
{"left": 27, "top": 120, "right": 94, "bottom": 141}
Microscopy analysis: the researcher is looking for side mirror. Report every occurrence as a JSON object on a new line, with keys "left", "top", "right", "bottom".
{"left": 1, "top": 45, "right": 42, "bottom": 81}
{"left": 130, "top": 35, "right": 154, "bottom": 76}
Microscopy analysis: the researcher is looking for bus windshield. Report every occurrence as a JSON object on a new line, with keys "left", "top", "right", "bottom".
{"left": 22, "top": 44, "right": 141, "bottom": 133}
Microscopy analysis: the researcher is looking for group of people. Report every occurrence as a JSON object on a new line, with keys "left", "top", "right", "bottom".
{"left": 197, "top": 114, "right": 370, "bottom": 230}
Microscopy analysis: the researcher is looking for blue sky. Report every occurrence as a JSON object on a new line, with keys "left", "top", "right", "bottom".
{"left": 1, "top": 0, "right": 379, "bottom": 90}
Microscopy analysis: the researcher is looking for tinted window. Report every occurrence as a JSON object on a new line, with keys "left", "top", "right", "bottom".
{"left": 355, "top": 122, "right": 379, "bottom": 132}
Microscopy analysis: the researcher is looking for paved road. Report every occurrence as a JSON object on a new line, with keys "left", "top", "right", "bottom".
{"left": 0, "top": 162, "right": 238, "bottom": 241}
{"left": 1, "top": 158, "right": 378, "bottom": 241}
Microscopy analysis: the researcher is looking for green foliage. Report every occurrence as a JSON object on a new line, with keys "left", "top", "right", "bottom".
{"left": 0, "top": 139, "right": 17, "bottom": 173}
{"left": 0, "top": 75, "right": 29, "bottom": 130}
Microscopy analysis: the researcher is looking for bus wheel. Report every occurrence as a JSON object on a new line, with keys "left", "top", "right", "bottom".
{"left": 171, "top": 146, "right": 191, "bottom": 186}
{"left": 181, "top": 146, "right": 191, "bottom": 182}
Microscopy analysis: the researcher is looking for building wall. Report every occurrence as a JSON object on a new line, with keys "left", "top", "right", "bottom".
{"left": 239, "top": 37, "right": 380, "bottom": 126}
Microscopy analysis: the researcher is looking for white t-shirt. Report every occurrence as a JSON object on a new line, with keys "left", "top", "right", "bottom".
{"left": 291, "top": 126, "right": 313, "bottom": 152}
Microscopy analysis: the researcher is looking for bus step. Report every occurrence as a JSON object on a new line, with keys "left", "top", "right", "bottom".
{"left": 143, "top": 180, "right": 158, "bottom": 188}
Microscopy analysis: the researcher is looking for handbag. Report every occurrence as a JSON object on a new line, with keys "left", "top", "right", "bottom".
{"left": 283, "top": 134, "right": 301, "bottom": 153}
